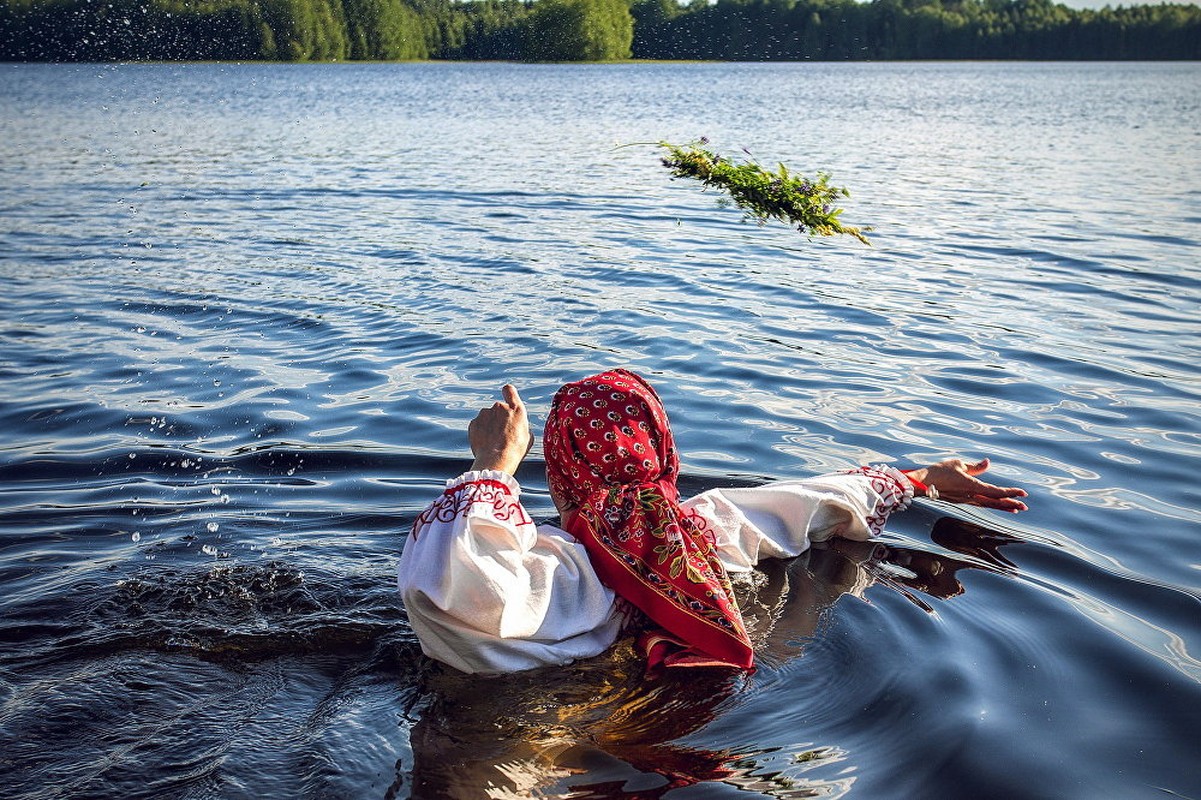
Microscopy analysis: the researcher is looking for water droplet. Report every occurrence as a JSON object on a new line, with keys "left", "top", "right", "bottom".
{"left": 210, "top": 486, "right": 221, "bottom": 495}
{"left": 270, "top": 537, "right": 283, "bottom": 547}
{"left": 131, "top": 531, "right": 141, "bottom": 542}
{"left": 206, "top": 522, "right": 219, "bottom": 533}
{"left": 220, "top": 494, "right": 230, "bottom": 504}
{"left": 202, "top": 544, "right": 217, "bottom": 556}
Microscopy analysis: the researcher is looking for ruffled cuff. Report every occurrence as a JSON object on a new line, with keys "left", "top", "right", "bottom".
{"left": 880, "top": 465, "right": 917, "bottom": 507}
{"left": 841, "top": 464, "right": 914, "bottom": 536}
{"left": 443, "top": 469, "right": 521, "bottom": 496}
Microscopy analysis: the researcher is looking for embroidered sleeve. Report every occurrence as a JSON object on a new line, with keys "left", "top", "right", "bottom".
{"left": 398, "top": 471, "right": 624, "bottom": 674}
{"left": 840, "top": 464, "right": 914, "bottom": 536}
{"left": 410, "top": 471, "right": 532, "bottom": 541}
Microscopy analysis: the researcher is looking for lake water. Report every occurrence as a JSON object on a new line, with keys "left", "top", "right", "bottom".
{"left": 1, "top": 61, "right": 1199, "bottom": 799}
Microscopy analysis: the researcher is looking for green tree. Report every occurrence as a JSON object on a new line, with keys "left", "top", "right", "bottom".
{"left": 631, "top": 0, "right": 680, "bottom": 58}
{"left": 259, "top": 0, "right": 349, "bottom": 60}
{"left": 522, "top": 0, "right": 634, "bottom": 61}
{"left": 345, "top": 0, "right": 429, "bottom": 59}
{"left": 3, "top": 0, "right": 1200, "bottom": 61}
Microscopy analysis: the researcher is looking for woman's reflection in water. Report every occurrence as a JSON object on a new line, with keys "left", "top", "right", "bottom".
{"left": 403, "top": 516, "right": 1023, "bottom": 800}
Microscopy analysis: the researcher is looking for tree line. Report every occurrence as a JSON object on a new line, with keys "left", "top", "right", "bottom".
{"left": 2, "top": 0, "right": 1198, "bottom": 62}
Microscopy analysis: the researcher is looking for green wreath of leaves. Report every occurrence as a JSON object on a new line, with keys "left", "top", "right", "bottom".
{"left": 656, "top": 140, "right": 871, "bottom": 245}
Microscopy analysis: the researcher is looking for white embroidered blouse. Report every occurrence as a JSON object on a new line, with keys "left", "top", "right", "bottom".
{"left": 397, "top": 466, "right": 914, "bottom": 674}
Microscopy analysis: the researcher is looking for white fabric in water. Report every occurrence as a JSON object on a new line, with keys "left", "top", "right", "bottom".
{"left": 397, "top": 466, "right": 912, "bottom": 674}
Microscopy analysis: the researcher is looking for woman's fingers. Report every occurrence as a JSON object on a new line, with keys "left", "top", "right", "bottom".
{"left": 971, "top": 493, "right": 1029, "bottom": 512}
{"left": 961, "top": 470, "right": 1029, "bottom": 511}
{"left": 971, "top": 480, "right": 1028, "bottom": 499}
{"left": 917, "top": 457, "right": 1029, "bottom": 512}
{"left": 500, "top": 384, "right": 535, "bottom": 457}
{"left": 502, "top": 383, "right": 523, "bottom": 410}
{"left": 468, "top": 384, "right": 532, "bottom": 475}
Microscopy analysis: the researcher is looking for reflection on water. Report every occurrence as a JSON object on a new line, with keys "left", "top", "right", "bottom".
{"left": 2, "top": 61, "right": 1200, "bottom": 798}
{"left": 406, "top": 516, "right": 1025, "bottom": 800}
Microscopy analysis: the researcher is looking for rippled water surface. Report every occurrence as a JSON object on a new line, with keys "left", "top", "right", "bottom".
{"left": 1, "top": 61, "right": 1199, "bottom": 799}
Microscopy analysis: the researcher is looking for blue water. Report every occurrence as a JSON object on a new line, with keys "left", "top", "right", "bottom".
{"left": 1, "top": 61, "right": 1199, "bottom": 799}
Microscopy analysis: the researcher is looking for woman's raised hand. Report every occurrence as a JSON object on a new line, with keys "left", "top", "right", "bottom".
{"left": 468, "top": 384, "right": 533, "bottom": 476}
{"left": 906, "top": 458, "right": 1029, "bottom": 513}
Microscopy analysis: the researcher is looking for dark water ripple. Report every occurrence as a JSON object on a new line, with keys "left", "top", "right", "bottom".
{"left": 2, "top": 62, "right": 1200, "bottom": 799}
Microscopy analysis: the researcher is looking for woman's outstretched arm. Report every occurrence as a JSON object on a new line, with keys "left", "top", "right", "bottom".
{"left": 685, "top": 459, "right": 1028, "bottom": 573}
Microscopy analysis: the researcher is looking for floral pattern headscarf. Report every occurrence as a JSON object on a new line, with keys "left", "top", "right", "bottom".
{"left": 544, "top": 369, "right": 753, "bottom": 673}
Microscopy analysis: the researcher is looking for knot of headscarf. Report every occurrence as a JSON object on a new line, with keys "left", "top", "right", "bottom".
{"left": 543, "top": 369, "right": 753, "bottom": 673}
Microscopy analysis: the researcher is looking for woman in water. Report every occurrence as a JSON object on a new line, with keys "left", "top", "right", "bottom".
{"left": 397, "top": 369, "right": 1027, "bottom": 675}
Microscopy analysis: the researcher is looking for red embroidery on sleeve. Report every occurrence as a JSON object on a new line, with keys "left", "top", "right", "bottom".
{"left": 840, "top": 465, "right": 912, "bottom": 536}
{"left": 410, "top": 478, "right": 533, "bottom": 540}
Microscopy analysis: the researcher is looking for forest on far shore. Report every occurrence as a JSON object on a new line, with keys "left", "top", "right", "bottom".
{"left": 2, "top": 0, "right": 1199, "bottom": 62}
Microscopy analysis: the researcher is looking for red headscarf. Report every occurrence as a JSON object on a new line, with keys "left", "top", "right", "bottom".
{"left": 543, "top": 369, "right": 753, "bottom": 673}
